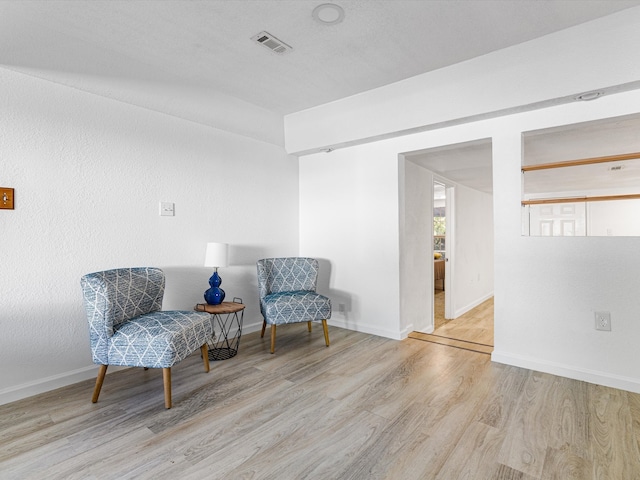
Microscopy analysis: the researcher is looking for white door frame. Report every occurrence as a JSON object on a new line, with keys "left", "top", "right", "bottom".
{"left": 444, "top": 184, "right": 455, "bottom": 319}
{"left": 433, "top": 176, "right": 455, "bottom": 323}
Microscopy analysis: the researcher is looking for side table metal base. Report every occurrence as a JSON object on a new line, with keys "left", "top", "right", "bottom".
{"left": 208, "top": 347, "right": 238, "bottom": 361}
{"left": 195, "top": 299, "right": 245, "bottom": 362}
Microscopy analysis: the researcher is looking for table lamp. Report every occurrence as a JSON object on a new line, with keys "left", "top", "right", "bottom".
{"left": 204, "top": 242, "right": 228, "bottom": 305}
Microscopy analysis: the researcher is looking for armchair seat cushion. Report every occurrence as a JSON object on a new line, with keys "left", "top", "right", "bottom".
{"left": 108, "top": 310, "right": 213, "bottom": 368}
{"left": 261, "top": 290, "right": 331, "bottom": 325}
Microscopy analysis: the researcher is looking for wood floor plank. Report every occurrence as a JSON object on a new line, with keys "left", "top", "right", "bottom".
{"left": 587, "top": 384, "right": 640, "bottom": 479}
{"left": 215, "top": 400, "right": 387, "bottom": 479}
{"left": 2, "top": 326, "right": 640, "bottom": 480}
{"left": 433, "top": 292, "right": 494, "bottom": 346}
{"left": 434, "top": 421, "right": 506, "bottom": 480}
{"left": 492, "top": 463, "right": 538, "bottom": 479}
{"left": 546, "top": 376, "right": 591, "bottom": 458}
{"left": 176, "top": 390, "right": 345, "bottom": 477}
{"left": 628, "top": 390, "right": 640, "bottom": 453}
{"left": 540, "top": 444, "right": 592, "bottom": 480}
{"left": 344, "top": 351, "right": 495, "bottom": 479}
{"left": 498, "top": 370, "right": 562, "bottom": 478}
{"left": 477, "top": 364, "right": 529, "bottom": 430}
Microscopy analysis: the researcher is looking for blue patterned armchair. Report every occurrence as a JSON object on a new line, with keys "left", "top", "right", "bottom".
{"left": 80, "top": 267, "right": 213, "bottom": 408}
{"left": 257, "top": 257, "right": 331, "bottom": 353}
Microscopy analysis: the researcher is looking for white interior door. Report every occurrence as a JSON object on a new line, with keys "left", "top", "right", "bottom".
{"left": 444, "top": 185, "right": 455, "bottom": 319}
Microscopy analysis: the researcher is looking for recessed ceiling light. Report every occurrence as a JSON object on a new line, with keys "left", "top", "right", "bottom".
{"left": 312, "top": 3, "right": 345, "bottom": 25}
{"left": 575, "top": 91, "right": 604, "bottom": 101}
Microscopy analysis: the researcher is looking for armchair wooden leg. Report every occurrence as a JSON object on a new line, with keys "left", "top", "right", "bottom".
{"left": 92, "top": 364, "right": 108, "bottom": 403}
{"left": 308, "top": 321, "right": 312, "bottom": 332}
{"left": 261, "top": 320, "right": 267, "bottom": 338}
{"left": 270, "top": 324, "right": 276, "bottom": 354}
{"left": 201, "top": 344, "right": 210, "bottom": 373}
{"left": 163, "top": 368, "right": 172, "bottom": 409}
{"left": 322, "top": 319, "right": 330, "bottom": 347}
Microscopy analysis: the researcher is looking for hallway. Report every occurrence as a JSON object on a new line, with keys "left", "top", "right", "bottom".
{"left": 409, "top": 291, "right": 494, "bottom": 354}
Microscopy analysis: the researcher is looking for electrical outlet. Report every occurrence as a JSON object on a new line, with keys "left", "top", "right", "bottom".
{"left": 595, "top": 311, "right": 611, "bottom": 331}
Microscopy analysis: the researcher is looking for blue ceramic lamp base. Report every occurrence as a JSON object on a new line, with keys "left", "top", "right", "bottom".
{"left": 204, "top": 269, "right": 225, "bottom": 305}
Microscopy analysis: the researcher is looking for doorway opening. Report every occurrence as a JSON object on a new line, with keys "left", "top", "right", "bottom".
{"left": 402, "top": 138, "right": 495, "bottom": 354}
{"left": 432, "top": 179, "right": 451, "bottom": 329}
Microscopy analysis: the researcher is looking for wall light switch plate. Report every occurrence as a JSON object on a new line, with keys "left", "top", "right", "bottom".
{"left": 159, "top": 202, "right": 175, "bottom": 216}
{"left": 0, "top": 187, "right": 14, "bottom": 209}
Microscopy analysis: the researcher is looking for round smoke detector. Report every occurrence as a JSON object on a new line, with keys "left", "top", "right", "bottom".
{"left": 312, "top": 3, "right": 345, "bottom": 25}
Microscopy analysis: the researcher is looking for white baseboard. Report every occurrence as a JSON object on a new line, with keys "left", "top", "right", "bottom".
{"left": 0, "top": 365, "right": 105, "bottom": 406}
{"left": 246, "top": 317, "right": 405, "bottom": 340}
{"left": 242, "top": 320, "right": 264, "bottom": 334}
{"left": 327, "top": 317, "right": 405, "bottom": 340}
{"left": 399, "top": 323, "right": 414, "bottom": 339}
{"left": 454, "top": 291, "right": 494, "bottom": 319}
{"left": 414, "top": 325, "right": 435, "bottom": 334}
{"left": 491, "top": 350, "right": 640, "bottom": 394}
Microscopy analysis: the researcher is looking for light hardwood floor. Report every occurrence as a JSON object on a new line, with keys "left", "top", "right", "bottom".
{"left": 2, "top": 324, "right": 640, "bottom": 479}
{"left": 433, "top": 293, "right": 493, "bottom": 347}
{"left": 434, "top": 287, "right": 447, "bottom": 330}
{"left": 410, "top": 291, "right": 494, "bottom": 354}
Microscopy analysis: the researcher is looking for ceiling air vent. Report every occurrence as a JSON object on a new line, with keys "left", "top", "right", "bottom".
{"left": 251, "top": 31, "right": 293, "bottom": 55}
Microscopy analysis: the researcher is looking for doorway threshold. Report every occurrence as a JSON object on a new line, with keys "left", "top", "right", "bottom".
{"left": 408, "top": 331, "right": 493, "bottom": 355}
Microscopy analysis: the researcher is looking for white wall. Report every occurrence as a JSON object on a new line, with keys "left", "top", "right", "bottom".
{"left": 489, "top": 100, "right": 640, "bottom": 393}
{"left": 293, "top": 8, "right": 640, "bottom": 393}
{"left": 299, "top": 87, "right": 640, "bottom": 393}
{"left": 588, "top": 200, "right": 640, "bottom": 236}
{"left": 0, "top": 67, "right": 299, "bottom": 405}
{"left": 5, "top": 5, "right": 640, "bottom": 408}
{"left": 299, "top": 145, "right": 402, "bottom": 339}
{"left": 299, "top": 124, "right": 499, "bottom": 340}
{"left": 399, "top": 160, "right": 494, "bottom": 333}
{"left": 450, "top": 184, "right": 494, "bottom": 317}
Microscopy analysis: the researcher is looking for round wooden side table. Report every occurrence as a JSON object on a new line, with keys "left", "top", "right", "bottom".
{"left": 195, "top": 299, "right": 245, "bottom": 360}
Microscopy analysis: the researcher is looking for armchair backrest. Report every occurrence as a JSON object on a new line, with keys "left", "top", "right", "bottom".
{"left": 256, "top": 258, "right": 319, "bottom": 299}
{"left": 80, "top": 267, "right": 164, "bottom": 363}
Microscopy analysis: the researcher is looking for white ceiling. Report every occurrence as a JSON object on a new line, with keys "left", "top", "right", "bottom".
{"left": 404, "top": 139, "right": 494, "bottom": 194}
{"left": 2, "top": 0, "right": 640, "bottom": 195}
{"left": 1, "top": 0, "right": 639, "bottom": 115}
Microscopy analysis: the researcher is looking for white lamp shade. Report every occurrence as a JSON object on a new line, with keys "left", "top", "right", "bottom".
{"left": 204, "top": 242, "right": 229, "bottom": 268}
